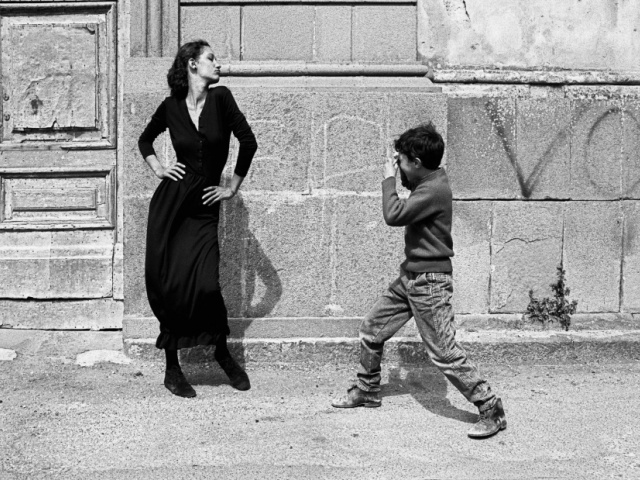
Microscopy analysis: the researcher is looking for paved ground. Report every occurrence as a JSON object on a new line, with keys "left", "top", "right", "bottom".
{"left": 1, "top": 346, "right": 640, "bottom": 479}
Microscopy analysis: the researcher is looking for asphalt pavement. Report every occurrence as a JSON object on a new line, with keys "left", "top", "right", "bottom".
{"left": 1, "top": 332, "right": 639, "bottom": 479}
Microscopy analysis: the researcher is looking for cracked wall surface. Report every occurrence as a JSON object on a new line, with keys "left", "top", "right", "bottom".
{"left": 446, "top": 85, "right": 640, "bottom": 315}
{"left": 419, "top": 0, "right": 640, "bottom": 71}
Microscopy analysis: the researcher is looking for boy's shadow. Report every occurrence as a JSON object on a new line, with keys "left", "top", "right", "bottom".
{"left": 382, "top": 366, "right": 477, "bottom": 424}
{"left": 181, "top": 194, "right": 282, "bottom": 386}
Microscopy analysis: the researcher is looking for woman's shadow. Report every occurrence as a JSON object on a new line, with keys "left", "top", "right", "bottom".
{"left": 182, "top": 194, "right": 282, "bottom": 386}
{"left": 382, "top": 365, "right": 477, "bottom": 424}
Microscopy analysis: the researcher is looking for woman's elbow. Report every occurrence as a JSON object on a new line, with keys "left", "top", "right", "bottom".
{"left": 245, "top": 137, "right": 258, "bottom": 155}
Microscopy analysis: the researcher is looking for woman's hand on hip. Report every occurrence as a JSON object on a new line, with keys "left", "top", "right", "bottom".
{"left": 203, "top": 186, "right": 236, "bottom": 205}
{"left": 156, "top": 163, "right": 186, "bottom": 181}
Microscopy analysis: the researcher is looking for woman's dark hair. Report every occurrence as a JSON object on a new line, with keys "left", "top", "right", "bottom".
{"left": 394, "top": 122, "right": 445, "bottom": 169}
{"left": 167, "top": 40, "right": 210, "bottom": 98}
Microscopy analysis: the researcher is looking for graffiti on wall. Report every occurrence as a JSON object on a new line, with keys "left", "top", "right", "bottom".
{"left": 485, "top": 99, "right": 640, "bottom": 199}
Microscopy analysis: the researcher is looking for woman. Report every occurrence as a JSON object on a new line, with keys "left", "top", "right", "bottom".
{"left": 138, "top": 40, "right": 258, "bottom": 398}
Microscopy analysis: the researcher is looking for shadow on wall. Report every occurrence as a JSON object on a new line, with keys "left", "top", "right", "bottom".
{"left": 182, "top": 194, "right": 282, "bottom": 374}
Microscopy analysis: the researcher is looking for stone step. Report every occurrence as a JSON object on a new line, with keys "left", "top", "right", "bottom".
{"left": 123, "top": 313, "right": 640, "bottom": 340}
{"left": 124, "top": 329, "right": 640, "bottom": 365}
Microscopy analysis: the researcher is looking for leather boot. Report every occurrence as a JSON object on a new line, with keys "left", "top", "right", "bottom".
{"left": 468, "top": 398, "right": 507, "bottom": 438}
{"left": 216, "top": 355, "right": 251, "bottom": 391}
{"left": 164, "top": 367, "right": 196, "bottom": 398}
{"left": 331, "top": 385, "right": 381, "bottom": 408}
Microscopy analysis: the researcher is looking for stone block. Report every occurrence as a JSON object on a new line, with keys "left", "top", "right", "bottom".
{"left": 123, "top": 93, "right": 170, "bottom": 197}
{"left": 0, "top": 299, "right": 122, "bottom": 330}
{"left": 622, "top": 97, "right": 640, "bottom": 199}
{"left": 623, "top": 201, "right": 640, "bottom": 312}
{"left": 48, "top": 256, "right": 113, "bottom": 298}
{"left": 123, "top": 195, "right": 151, "bottom": 316}
{"left": 180, "top": 6, "right": 241, "bottom": 61}
{"left": 124, "top": 315, "right": 364, "bottom": 340}
{"left": 129, "top": 0, "right": 147, "bottom": 57}
{"left": 564, "top": 202, "right": 623, "bottom": 313}
{"left": 389, "top": 92, "right": 448, "bottom": 164}
{"left": 219, "top": 193, "right": 332, "bottom": 318}
{"left": 223, "top": 90, "right": 313, "bottom": 192}
{"left": 310, "top": 92, "right": 388, "bottom": 193}
{"left": 314, "top": 6, "right": 352, "bottom": 62}
{"left": 242, "top": 6, "right": 314, "bottom": 61}
{"left": 516, "top": 97, "right": 572, "bottom": 199}
{"left": 332, "top": 196, "right": 405, "bottom": 316}
{"left": 113, "top": 243, "right": 124, "bottom": 301}
{"left": 570, "top": 99, "right": 624, "bottom": 199}
{"left": 352, "top": 6, "right": 416, "bottom": 63}
{"left": 0, "top": 231, "right": 113, "bottom": 299}
{"left": 490, "top": 202, "right": 564, "bottom": 313}
{"left": 451, "top": 201, "right": 491, "bottom": 314}
{"left": 447, "top": 96, "right": 521, "bottom": 199}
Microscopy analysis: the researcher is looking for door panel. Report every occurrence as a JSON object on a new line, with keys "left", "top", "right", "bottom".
{"left": 0, "top": 2, "right": 119, "bottom": 328}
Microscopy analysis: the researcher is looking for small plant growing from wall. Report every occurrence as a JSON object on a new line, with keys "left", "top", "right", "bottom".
{"left": 524, "top": 266, "right": 578, "bottom": 331}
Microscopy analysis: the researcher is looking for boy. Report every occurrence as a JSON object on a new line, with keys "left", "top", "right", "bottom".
{"left": 331, "top": 123, "right": 506, "bottom": 439}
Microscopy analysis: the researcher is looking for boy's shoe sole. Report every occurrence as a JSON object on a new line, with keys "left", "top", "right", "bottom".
{"left": 331, "top": 400, "right": 381, "bottom": 408}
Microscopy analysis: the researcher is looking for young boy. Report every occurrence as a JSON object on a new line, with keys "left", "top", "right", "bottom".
{"left": 331, "top": 123, "right": 506, "bottom": 439}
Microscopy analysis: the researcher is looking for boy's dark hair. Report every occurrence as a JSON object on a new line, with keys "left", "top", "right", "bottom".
{"left": 394, "top": 122, "right": 445, "bottom": 169}
{"left": 167, "top": 40, "right": 211, "bottom": 99}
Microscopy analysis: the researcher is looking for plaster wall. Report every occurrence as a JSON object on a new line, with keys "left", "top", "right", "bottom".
{"left": 419, "top": 0, "right": 640, "bottom": 72}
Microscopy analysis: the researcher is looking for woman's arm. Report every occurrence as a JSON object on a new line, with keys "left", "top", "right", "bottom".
{"left": 201, "top": 88, "right": 257, "bottom": 205}
{"left": 138, "top": 100, "right": 186, "bottom": 181}
{"left": 144, "top": 154, "right": 186, "bottom": 182}
{"left": 222, "top": 88, "right": 258, "bottom": 178}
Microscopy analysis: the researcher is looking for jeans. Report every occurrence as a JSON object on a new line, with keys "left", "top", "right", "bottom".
{"left": 357, "top": 269, "right": 495, "bottom": 408}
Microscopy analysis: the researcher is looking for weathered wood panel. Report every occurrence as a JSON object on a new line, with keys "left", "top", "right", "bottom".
{"left": 0, "top": 2, "right": 116, "bottom": 149}
{"left": 0, "top": 168, "right": 115, "bottom": 229}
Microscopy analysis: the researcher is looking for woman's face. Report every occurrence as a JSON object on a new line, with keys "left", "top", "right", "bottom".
{"left": 191, "top": 47, "right": 221, "bottom": 84}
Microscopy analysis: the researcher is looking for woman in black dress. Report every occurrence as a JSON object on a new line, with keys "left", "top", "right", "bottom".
{"left": 138, "top": 40, "right": 258, "bottom": 398}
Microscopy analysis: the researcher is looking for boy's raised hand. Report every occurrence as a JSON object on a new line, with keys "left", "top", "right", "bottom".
{"left": 384, "top": 153, "right": 398, "bottom": 179}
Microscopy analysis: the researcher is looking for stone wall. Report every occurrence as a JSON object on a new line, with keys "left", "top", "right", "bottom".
{"left": 123, "top": 71, "right": 448, "bottom": 339}
{"left": 122, "top": 0, "right": 640, "bottom": 343}
{"left": 1, "top": 0, "right": 639, "bottom": 338}
{"left": 123, "top": 78, "right": 640, "bottom": 342}
{"left": 444, "top": 85, "right": 639, "bottom": 317}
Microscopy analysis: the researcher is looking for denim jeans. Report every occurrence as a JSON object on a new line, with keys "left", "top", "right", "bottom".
{"left": 357, "top": 269, "right": 495, "bottom": 408}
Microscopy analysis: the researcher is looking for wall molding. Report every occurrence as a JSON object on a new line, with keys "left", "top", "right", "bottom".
{"left": 219, "top": 63, "right": 429, "bottom": 76}
{"left": 430, "top": 69, "right": 640, "bottom": 86}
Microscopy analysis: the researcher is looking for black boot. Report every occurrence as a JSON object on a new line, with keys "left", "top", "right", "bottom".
{"left": 164, "top": 349, "right": 196, "bottom": 398}
{"left": 164, "top": 366, "right": 196, "bottom": 398}
{"left": 214, "top": 337, "right": 250, "bottom": 391}
{"left": 216, "top": 355, "right": 251, "bottom": 390}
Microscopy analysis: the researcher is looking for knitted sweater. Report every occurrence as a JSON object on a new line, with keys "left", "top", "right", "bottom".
{"left": 382, "top": 168, "right": 453, "bottom": 273}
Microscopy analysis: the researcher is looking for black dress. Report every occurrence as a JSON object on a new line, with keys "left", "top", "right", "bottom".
{"left": 138, "top": 86, "right": 257, "bottom": 350}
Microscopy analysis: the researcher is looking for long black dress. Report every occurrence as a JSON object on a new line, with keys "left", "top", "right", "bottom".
{"left": 138, "top": 86, "right": 257, "bottom": 350}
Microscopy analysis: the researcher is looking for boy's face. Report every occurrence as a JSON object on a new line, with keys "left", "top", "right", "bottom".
{"left": 395, "top": 152, "right": 421, "bottom": 189}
